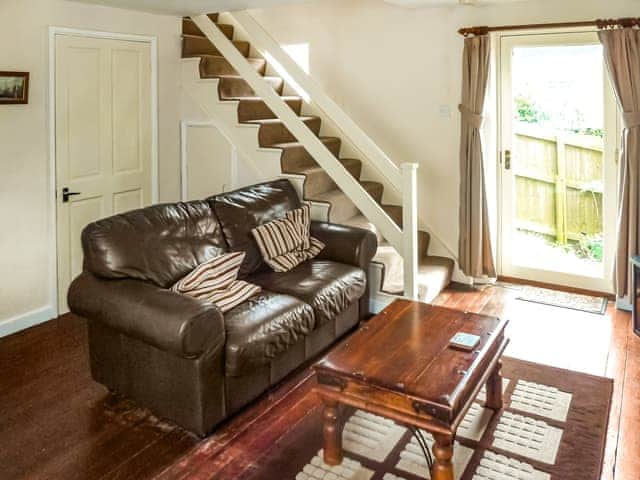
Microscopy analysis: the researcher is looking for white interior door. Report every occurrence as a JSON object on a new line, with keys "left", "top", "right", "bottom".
{"left": 55, "top": 35, "right": 152, "bottom": 311}
{"left": 498, "top": 31, "right": 618, "bottom": 293}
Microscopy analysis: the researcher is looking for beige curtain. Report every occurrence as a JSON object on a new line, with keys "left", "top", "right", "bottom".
{"left": 599, "top": 27, "right": 640, "bottom": 299}
{"left": 458, "top": 35, "right": 496, "bottom": 278}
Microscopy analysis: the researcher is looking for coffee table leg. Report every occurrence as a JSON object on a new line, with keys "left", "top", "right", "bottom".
{"left": 431, "top": 434, "right": 454, "bottom": 480}
{"left": 485, "top": 359, "right": 503, "bottom": 411}
{"left": 321, "top": 398, "right": 343, "bottom": 466}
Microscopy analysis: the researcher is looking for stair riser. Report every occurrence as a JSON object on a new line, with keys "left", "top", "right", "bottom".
{"left": 258, "top": 117, "right": 321, "bottom": 146}
{"left": 238, "top": 98, "right": 302, "bottom": 122}
{"left": 200, "top": 56, "right": 267, "bottom": 78}
{"left": 302, "top": 161, "right": 362, "bottom": 197}
{"left": 324, "top": 184, "right": 384, "bottom": 223}
{"left": 218, "top": 77, "right": 284, "bottom": 99}
{"left": 279, "top": 139, "right": 342, "bottom": 171}
{"left": 183, "top": 19, "right": 234, "bottom": 39}
{"left": 182, "top": 36, "right": 250, "bottom": 58}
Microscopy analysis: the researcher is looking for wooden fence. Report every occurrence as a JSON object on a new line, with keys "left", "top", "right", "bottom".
{"left": 513, "top": 122, "right": 603, "bottom": 244}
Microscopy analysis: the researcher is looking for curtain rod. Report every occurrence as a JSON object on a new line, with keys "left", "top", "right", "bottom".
{"left": 458, "top": 17, "right": 640, "bottom": 37}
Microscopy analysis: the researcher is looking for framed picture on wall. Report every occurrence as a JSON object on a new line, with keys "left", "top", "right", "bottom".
{"left": 0, "top": 72, "right": 29, "bottom": 105}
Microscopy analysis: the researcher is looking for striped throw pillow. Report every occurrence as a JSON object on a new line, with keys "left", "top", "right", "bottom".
{"left": 251, "top": 216, "right": 305, "bottom": 260}
{"left": 206, "top": 280, "right": 261, "bottom": 313}
{"left": 252, "top": 204, "right": 325, "bottom": 272}
{"left": 171, "top": 251, "right": 261, "bottom": 313}
{"left": 285, "top": 203, "right": 312, "bottom": 250}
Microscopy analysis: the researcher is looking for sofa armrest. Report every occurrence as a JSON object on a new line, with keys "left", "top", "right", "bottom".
{"left": 310, "top": 222, "right": 378, "bottom": 270}
{"left": 68, "top": 272, "right": 225, "bottom": 359}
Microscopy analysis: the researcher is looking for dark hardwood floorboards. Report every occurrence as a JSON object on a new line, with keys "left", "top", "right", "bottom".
{"left": 0, "top": 284, "right": 638, "bottom": 479}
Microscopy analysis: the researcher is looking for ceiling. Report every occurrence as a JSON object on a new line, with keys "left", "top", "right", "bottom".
{"left": 383, "top": 0, "right": 526, "bottom": 6}
{"left": 70, "top": 0, "right": 317, "bottom": 16}
{"left": 71, "top": 0, "right": 533, "bottom": 15}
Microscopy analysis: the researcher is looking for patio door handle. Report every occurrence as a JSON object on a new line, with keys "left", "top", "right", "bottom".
{"left": 504, "top": 150, "right": 512, "bottom": 170}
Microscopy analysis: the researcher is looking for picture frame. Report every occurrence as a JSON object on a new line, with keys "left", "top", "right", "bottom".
{"left": 0, "top": 71, "right": 30, "bottom": 105}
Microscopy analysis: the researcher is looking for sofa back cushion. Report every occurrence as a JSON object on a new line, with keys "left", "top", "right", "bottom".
{"left": 208, "top": 179, "right": 301, "bottom": 277}
{"left": 82, "top": 201, "right": 227, "bottom": 288}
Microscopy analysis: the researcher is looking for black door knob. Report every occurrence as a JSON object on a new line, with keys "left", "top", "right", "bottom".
{"left": 62, "top": 187, "right": 81, "bottom": 203}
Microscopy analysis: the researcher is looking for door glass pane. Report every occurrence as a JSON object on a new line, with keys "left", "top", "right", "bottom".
{"left": 510, "top": 44, "right": 605, "bottom": 278}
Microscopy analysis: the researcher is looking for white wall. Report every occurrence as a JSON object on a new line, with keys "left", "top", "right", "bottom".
{"left": 250, "top": 0, "right": 637, "bottom": 262}
{"left": 0, "top": 0, "right": 182, "bottom": 334}
{"left": 184, "top": 124, "right": 233, "bottom": 200}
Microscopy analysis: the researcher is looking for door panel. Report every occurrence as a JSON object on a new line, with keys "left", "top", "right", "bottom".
{"left": 56, "top": 35, "right": 152, "bottom": 312}
{"left": 113, "top": 189, "right": 143, "bottom": 214}
{"left": 112, "top": 48, "right": 145, "bottom": 173}
{"left": 66, "top": 47, "right": 103, "bottom": 180}
{"left": 69, "top": 196, "right": 105, "bottom": 279}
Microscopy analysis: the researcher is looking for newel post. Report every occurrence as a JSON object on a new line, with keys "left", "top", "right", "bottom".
{"left": 402, "top": 163, "right": 419, "bottom": 299}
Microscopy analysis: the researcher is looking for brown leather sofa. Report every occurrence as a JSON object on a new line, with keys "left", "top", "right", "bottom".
{"left": 68, "top": 179, "right": 377, "bottom": 436}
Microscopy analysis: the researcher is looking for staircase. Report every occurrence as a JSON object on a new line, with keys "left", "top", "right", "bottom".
{"left": 181, "top": 14, "right": 454, "bottom": 304}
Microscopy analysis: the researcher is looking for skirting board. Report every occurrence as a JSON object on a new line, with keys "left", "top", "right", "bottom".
{"left": 0, "top": 306, "right": 57, "bottom": 338}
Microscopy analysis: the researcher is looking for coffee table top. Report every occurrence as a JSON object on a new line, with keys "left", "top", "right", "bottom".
{"left": 314, "top": 300, "right": 508, "bottom": 424}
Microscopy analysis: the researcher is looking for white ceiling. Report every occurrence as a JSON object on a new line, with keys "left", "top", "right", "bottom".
{"left": 383, "top": 0, "right": 526, "bottom": 7}
{"left": 71, "top": 0, "right": 533, "bottom": 15}
{"left": 70, "top": 0, "right": 317, "bottom": 16}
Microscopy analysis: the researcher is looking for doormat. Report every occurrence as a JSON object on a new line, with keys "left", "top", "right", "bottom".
{"left": 516, "top": 286, "right": 608, "bottom": 314}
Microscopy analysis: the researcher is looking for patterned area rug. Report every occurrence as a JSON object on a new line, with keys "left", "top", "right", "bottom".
{"left": 515, "top": 286, "right": 608, "bottom": 314}
{"left": 219, "top": 358, "right": 612, "bottom": 480}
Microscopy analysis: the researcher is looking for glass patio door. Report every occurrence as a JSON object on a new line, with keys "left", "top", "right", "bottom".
{"left": 498, "top": 31, "right": 618, "bottom": 293}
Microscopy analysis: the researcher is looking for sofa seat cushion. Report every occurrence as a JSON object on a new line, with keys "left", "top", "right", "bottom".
{"left": 249, "top": 260, "right": 366, "bottom": 327}
{"left": 224, "top": 291, "right": 315, "bottom": 377}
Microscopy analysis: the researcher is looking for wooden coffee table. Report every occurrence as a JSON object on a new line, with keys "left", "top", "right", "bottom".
{"left": 313, "top": 300, "right": 509, "bottom": 480}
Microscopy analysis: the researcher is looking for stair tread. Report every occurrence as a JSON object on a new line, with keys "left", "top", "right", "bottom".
{"left": 190, "top": 54, "right": 264, "bottom": 61}
{"left": 270, "top": 136, "right": 340, "bottom": 149}
{"left": 181, "top": 35, "right": 250, "bottom": 53}
{"left": 182, "top": 33, "right": 245, "bottom": 41}
{"left": 296, "top": 157, "right": 360, "bottom": 174}
{"left": 181, "top": 34, "right": 249, "bottom": 46}
{"left": 246, "top": 115, "right": 318, "bottom": 125}
{"left": 182, "top": 19, "right": 234, "bottom": 38}
{"left": 216, "top": 74, "right": 282, "bottom": 80}
{"left": 233, "top": 95, "right": 301, "bottom": 101}
{"left": 312, "top": 181, "right": 382, "bottom": 203}
{"left": 342, "top": 214, "right": 429, "bottom": 248}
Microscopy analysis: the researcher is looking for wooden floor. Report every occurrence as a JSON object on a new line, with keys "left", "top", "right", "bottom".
{"left": 1, "top": 284, "right": 638, "bottom": 479}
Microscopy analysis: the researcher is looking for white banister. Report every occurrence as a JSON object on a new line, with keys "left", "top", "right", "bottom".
{"left": 402, "top": 163, "right": 419, "bottom": 299}
{"left": 231, "top": 11, "right": 403, "bottom": 189}
{"left": 191, "top": 14, "right": 420, "bottom": 297}
{"left": 192, "top": 14, "right": 403, "bottom": 250}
